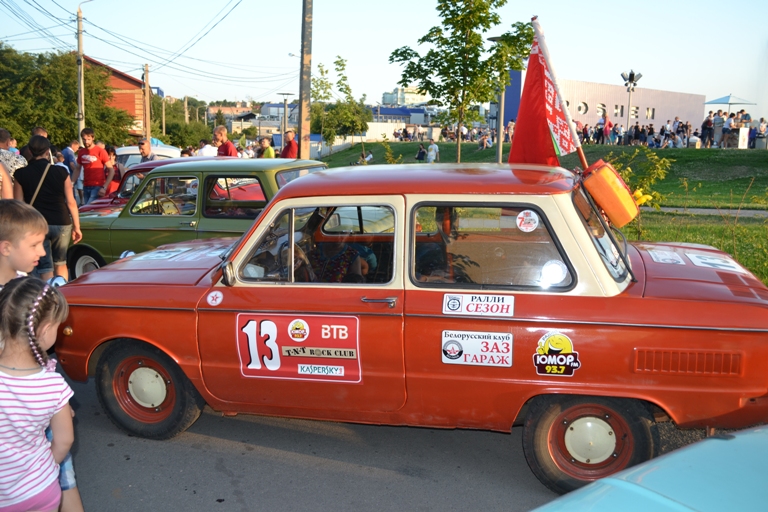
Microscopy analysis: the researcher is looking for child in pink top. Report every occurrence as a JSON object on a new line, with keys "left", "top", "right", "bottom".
{"left": 0, "top": 278, "right": 73, "bottom": 511}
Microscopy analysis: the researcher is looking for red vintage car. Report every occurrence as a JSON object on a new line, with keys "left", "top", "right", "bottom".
{"left": 56, "top": 164, "right": 768, "bottom": 494}
{"left": 78, "top": 157, "right": 245, "bottom": 213}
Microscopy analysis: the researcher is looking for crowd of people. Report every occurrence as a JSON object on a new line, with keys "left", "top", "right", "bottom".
{"left": 178, "top": 125, "right": 298, "bottom": 160}
{"left": 576, "top": 110, "right": 766, "bottom": 149}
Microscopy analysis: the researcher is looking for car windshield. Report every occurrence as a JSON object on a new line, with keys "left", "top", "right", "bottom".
{"left": 573, "top": 187, "right": 628, "bottom": 281}
{"left": 275, "top": 166, "right": 325, "bottom": 188}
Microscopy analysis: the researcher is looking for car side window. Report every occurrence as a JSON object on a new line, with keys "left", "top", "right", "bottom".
{"left": 241, "top": 205, "right": 395, "bottom": 285}
{"left": 203, "top": 176, "right": 266, "bottom": 219}
{"left": 119, "top": 173, "right": 144, "bottom": 199}
{"left": 130, "top": 176, "right": 198, "bottom": 216}
{"left": 412, "top": 204, "right": 573, "bottom": 290}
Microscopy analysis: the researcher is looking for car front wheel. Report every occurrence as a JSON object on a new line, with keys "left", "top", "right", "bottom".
{"left": 522, "top": 395, "right": 658, "bottom": 495}
{"left": 69, "top": 247, "right": 105, "bottom": 279}
{"left": 95, "top": 339, "right": 205, "bottom": 440}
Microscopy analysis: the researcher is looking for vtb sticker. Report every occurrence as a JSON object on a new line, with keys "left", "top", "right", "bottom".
{"left": 442, "top": 294, "right": 514, "bottom": 317}
{"left": 533, "top": 332, "right": 581, "bottom": 377}
{"left": 236, "top": 314, "right": 360, "bottom": 382}
{"left": 442, "top": 330, "right": 512, "bottom": 367}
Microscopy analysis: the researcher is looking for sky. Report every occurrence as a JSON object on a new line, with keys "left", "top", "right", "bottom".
{"left": 3, "top": 0, "right": 767, "bottom": 120}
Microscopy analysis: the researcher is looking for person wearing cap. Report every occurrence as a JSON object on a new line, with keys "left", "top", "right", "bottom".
{"left": 280, "top": 128, "right": 298, "bottom": 158}
{"left": 138, "top": 139, "right": 156, "bottom": 163}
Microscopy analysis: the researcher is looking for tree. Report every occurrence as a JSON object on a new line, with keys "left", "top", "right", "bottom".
{"left": 0, "top": 43, "right": 134, "bottom": 147}
{"left": 310, "top": 63, "right": 334, "bottom": 147}
{"left": 389, "top": 2, "right": 533, "bottom": 162}
{"left": 215, "top": 109, "right": 226, "bottom": 127}
{"left": 309, "top": 58, "right": 372, "bottom": 153}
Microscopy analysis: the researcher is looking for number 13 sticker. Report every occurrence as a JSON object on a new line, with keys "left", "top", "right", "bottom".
{"left": 236, "top": 313, "right": 361, "bottom": 382}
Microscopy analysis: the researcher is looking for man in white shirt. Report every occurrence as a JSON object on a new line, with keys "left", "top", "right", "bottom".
{"left": 426, "top": 139, "right": 440, "bottom": 163}
{"left": 197, "top": 139, "right": 218, "bottom": 156}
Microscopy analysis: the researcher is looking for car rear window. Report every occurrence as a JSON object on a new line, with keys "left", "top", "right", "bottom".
{"left": 203, "top": 176, "right": 266, "bottom": 219}
{"left": 412, "top": 204, "right": 573, "bottom": 290}
{"left": 275, "top": 166, "right": 325, "bottom": 188}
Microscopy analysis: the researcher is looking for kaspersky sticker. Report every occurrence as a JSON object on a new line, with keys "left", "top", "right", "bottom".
{"left": 533, "top": 332, "right": 581, "bottom": 376}
{"left": 442, "top": 330, "right": 512, "bottom": 367}
{"left": 442, "top": 294, "right": 514, "bottom": 317}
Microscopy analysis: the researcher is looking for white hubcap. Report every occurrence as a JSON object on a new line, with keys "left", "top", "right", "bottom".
{"left": 128, "top": 367, "right": 167, "bottom": 408}
{"left": 563, "top": 416, "right": 616, "bottom": 464}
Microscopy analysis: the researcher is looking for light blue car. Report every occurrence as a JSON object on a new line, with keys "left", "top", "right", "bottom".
{"left": 533, "top": 426, "right": 768, "bottom": 512}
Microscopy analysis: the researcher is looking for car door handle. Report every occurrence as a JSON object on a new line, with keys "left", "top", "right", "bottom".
{"left": 180, "top": 220, "right": 197, "bottom": 227}
{"left": 361, "top": 296, "right": 397, "bottom": 308}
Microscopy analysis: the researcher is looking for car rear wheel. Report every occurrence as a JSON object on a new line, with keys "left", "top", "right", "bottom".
{"left": 522, "top": 395, "right": 658, "bottom": 495}
{"left": 95, "top": 339, "right": 205, "bottom": 440}
{"left": 69, "top": 247, "right": 106, "bottom": 279}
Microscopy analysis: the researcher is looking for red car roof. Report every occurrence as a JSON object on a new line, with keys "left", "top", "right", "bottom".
{"left": 275, "top": 164, "right": 577, "bottom": 200}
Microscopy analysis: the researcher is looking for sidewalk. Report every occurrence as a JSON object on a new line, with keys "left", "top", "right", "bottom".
{"left": 642, "top": 206, "right": 768, "bottom": 218}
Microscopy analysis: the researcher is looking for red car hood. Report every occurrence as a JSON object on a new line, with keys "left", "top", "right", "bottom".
{"left": 633, "top": 242, "right": 768, "bottom": 305}
{"left": 69, "top": 238, "right": 237, "bottom": 287}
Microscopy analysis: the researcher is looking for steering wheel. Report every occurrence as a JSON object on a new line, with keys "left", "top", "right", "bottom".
{"left": 157, "top": 196, "right": 181, "bottom": 215}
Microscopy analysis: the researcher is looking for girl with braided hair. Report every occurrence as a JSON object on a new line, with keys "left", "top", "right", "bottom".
{"left": 0, "top": 277, "right": 73, "bottom": 512}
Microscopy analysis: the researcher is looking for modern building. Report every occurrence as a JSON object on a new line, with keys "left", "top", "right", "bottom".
{"left": 498, "top": 70, "right": 706, "bottom": 131}
{"left": 370, "top": 107, "right": 426, "bottom": 124}
{"left": 382, "top": 86, "right": 430, "bottom": 106}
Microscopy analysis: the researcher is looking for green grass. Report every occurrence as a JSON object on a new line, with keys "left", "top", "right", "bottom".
{"left": 323, "top": 142, "right": 768, "bottom": 209}
{"left": 321, "top": 142, "right": 768, "bottom": 283}
{"left": 628, "top": 211, "right": 768, "bottom": 283}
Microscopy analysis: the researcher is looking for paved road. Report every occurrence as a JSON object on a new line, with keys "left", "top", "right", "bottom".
{"left": 642, "top": 206, "right": 768, "bottom": 218}
{"left": 66, "top": 377, "right": 557, "bottom": 512}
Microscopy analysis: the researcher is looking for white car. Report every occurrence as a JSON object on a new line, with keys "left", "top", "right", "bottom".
{"left": 115, "top": 144, "right": 181, "bottom": 175}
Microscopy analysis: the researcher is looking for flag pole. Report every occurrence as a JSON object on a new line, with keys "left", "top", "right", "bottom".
{"left": 531, "top": 17, "right": 589, "bottom": 171}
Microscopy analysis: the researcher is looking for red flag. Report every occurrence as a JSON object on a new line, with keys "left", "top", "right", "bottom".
{"left": 509, "top": 18, "right": 580, "bottom": 166}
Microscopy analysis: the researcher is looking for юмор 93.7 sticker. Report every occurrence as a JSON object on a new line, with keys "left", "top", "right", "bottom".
{"left": 236, "top": 314, "right": 361, "bottom": 382}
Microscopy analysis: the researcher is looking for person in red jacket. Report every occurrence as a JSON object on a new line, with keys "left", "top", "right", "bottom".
{"left": 213, "top": 126, "right": 238, "bottom": 157}
{"left": 280, "top": 129, "right": 298, "bottom": 158}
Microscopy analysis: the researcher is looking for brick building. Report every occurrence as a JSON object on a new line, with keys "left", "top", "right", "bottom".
{"left": 83, "top": 55, "right": 146, "bottom": 136}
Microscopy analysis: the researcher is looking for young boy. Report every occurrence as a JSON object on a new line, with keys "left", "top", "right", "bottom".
{"left": 0, "top": 199, "right": 85, "bottom": 512}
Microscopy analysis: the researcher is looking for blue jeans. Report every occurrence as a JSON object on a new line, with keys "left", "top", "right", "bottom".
{"left": 83, "top": 185, "right": 102, "bottom": 204}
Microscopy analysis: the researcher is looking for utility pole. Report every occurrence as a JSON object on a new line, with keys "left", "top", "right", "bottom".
{"left": 76, "top": 1, "right": 92, "bottom": 142}
{"left": 143, "top": 64, "right": 151, "bottom": 140}
{"left": 162, "top": 97, "right": 166, "bottom": 135}
{"left": 298, "top": 0, "right": 313, "bottom": 159}
{"left": 184, "top": 96, "right": 189, "bottom": 124}
{"left": 278, "top": 93, "right": 294, "bottom": 152}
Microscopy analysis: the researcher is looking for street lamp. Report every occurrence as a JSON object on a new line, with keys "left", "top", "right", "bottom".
{"left": 488, "top": 36, "right": 506, "bottom": 164}
{"left": 621, "top": 70, "right": 642, "bottom": 145}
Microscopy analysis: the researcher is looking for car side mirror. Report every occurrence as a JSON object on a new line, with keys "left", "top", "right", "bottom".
{"left": 325, "top": 213, "right": 341, "bottom": 230}
{"left": 221, "top": 261, "right": 236, "bottom": 287}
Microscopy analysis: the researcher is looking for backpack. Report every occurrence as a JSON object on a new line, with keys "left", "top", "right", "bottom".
{"left": 659, "top": 126, "right": 666, "bottom": 136}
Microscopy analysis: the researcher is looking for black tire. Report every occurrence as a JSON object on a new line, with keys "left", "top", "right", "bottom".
{"left": 95, "top": 339, "right": 205, "bottom": 440}
{"left": 522, "top": 395, "right": 658, "bottom": 495}
{"left": 68, "top": 247, "right": 106, "bottom": 279}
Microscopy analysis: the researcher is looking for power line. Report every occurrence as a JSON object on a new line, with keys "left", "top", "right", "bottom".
{"left": 153, "top": 0, "right": 241, "bottom": 72}
{"left": 0, "top": 20, "right": 70, "bottom": 39}
{"left": 1, "top": 0, "right": 71, "bottom": 50}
